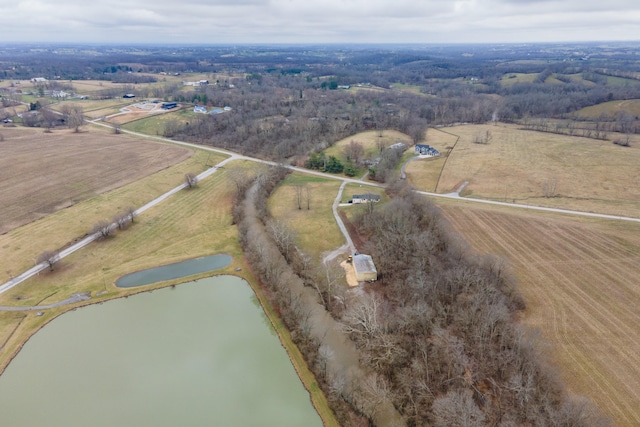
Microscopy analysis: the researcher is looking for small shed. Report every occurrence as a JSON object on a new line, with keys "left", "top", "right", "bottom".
{"left": 352, "top": 254, "right": 377, "bottom": 282}
{"left": 352, "top": 193, "right": 381, "bottom": 204}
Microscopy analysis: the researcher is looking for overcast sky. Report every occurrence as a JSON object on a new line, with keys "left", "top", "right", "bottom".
{"left": 3, "top": 0, "right": 640, "bottom": 44}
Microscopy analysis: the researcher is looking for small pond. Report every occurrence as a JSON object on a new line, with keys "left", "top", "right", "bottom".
{"left": 115, "top": 254, "right": 232, "bottom": 288}
{"left": 0, "top": 275, "right": 322, "bottom": 427}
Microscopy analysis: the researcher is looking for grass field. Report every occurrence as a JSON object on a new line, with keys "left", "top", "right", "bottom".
{"left": 324, "top": 129, "right": 413, "bottom": 162}
{"left": 0, "top": 127, "right": 192, "bottom": 235}
{"left": 419, "top": 123, "right": 640, "bottom": 218}
{"left": 122, "top": 108, "right": 197, "bottom": 134}
{"left": 268, "top": 173, "right": 344, "bottom": 258}
{"left": 403, "top": 127, "right": 456, "bottom": 191}
{"left": 575, "top": 99, "right": 640, "bottom": 119}
{"left": 438, "top": 199, "right": 640, "bottom": 427}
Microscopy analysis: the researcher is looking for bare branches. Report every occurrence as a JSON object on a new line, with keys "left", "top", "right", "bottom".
{"left": 37, "top": 250, "right": 60, "bottom": 272}
{"left": 91, "top": 220, "right": 115, "bottom": 239}
{"left": 184, "top": 172, "right": 198, "bottom": 188}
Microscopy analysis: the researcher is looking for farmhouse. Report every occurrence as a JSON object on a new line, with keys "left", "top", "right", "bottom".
{"left": 415, "top": 144, "right": 440, "bottom": 157}
{"left": 352, "top": 254, "right": 377, "bottom": 282}
{"left": 352, "top": 193, "right": 381, "bottom": 204}
{"left": 193, "top": 105, "right": 208, "bottom": 114}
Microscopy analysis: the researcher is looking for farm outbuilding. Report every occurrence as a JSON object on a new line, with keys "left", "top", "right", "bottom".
{"left": 352, "top": 193, "right": 381, "bottom": 204}
{"left": 352, "top": 254, "right": 377, "bottom": 282}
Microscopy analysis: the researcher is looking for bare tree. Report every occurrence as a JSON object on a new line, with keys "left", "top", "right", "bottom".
{"left": 343, "top": 140, "right": 364, "bottom": 164}
{"left": 92, "top": 220, "right": 114, "bottom": 239}
{"left": 304, "top": 184, "right": 312, "bottom": 210}
{"left": 37, "top": 250, "right": 60, "bottom": 272}
{"left": 113, "top": 212, "right": 131, "bottom": 230}
{"left": 293, "top": 183, "right": 303, "bottom": 210}
{"left": 542, "top": 179, "right": 558, "bottom": 198}
{"left": 432, "top": 389, "right": 486, "bottom": 427}
{"left": 60, "top": 104, "right": 84, "bottom": 132}
{"left": 184, "top": 172, "right": 198, "bottom": 188}
{"left": 125, "top": 206, "right": 137, "bottom": 223}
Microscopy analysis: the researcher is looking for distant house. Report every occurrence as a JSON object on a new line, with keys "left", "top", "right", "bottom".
{"left": 161, "top": 102, "right": 177, "bottom": 109}
{"left": 31, "top": 77, "right": 47, "bottom": 83}
{"left": 182, "top": 80, "right": 209, "bottom": 87}
{"left": 352, "top": 193, "right": 381, "bottom": 204}
{"left": 352, "top": 254, "right": 377, "bottom": 282}
{"left": 193, "top": 105, "right": 208, "bottom": 114}
{"left": 209, "top": 108, "right": 224, "bottom": 114}
{"left": 223, "top": 106, "right": 232, "bottom": 111}
{"left": 415, "top": 144, "right": 440, "bottom": 157}
{"left": 123, "top": 94, "right": 136, "bottom": 98}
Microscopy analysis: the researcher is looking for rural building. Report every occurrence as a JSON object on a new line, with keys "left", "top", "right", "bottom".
{"left": 352, "top": 193, "right": 381, "bottom": 204}
{"left": 161, "top": 102, "right": 177, "bottom": 109}
{"left": 123, "top": 94, "right": 136, "bottom": 98}
{"left": 415, "top": 144, "right": 440, "bottom": 157}
{"left": 209, "top": 108, "right": 224, "bottom": 114}
{"left": 352, "top": 254, "right": 377, "bottom": 282}
{"left": 193, "top": 105, "right": 208, "bottom": 113}
{"left": 389, "top": 142, "right": 406, "bottom": 151}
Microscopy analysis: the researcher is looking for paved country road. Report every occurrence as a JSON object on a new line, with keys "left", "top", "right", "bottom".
{"left": 2, "top": 120, "right": 640, "bottom": 299}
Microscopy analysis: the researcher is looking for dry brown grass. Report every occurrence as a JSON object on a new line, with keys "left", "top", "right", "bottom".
{"left": 268, "top": 173, "right": 344, "bottom": 259}
{"left": 0, "top": 141, "right": 221, "bottom": 278}
{"left": 0, "top": 127, "right": 192, "bottom": 234}
{"left": 422, "top": 123, "right": 640, "bottom": 218}
{"left": 439, "top": 199, "right": 640, "bottom": 427}
{"left": 402, "top": 127, "right": 456, "bottom": 191}
{"left": 324, "top": 130, "right": 413, "bottom": 160}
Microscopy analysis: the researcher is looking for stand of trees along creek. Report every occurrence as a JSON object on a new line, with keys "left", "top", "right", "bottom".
{"left": 235, "top": 167, "right": 608, "bottom": 427}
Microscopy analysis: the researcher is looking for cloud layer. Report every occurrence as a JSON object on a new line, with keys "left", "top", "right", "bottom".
{"left": 3, "top": 0, "right": 640, "bottom": 43}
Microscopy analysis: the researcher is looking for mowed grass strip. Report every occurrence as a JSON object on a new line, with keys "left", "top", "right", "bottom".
{"left": 0, "top": 142, "right": 223, "bottom": 277}
{"left": 268, "top": 173, "right": 344, "bottom": 259}
{"left": 428, "top": 123, "right": 640, "bottom": 218}
{"left": 439, "top": 199, "right": 640, "bottom": 427}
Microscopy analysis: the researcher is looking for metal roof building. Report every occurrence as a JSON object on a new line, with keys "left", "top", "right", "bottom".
{"left": 353, "top": 254, "right": 377, "bottom": 282}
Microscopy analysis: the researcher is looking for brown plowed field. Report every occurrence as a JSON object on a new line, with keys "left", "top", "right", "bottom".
{"left": 440, "top": 201, "right": 640, "bottom": 426}
{"left": 0, "top": 127, "right": 191, "bottom": 234}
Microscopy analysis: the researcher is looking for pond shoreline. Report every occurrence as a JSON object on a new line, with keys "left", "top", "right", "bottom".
{"left": 0, "top": 256, "right": 337, "bottom": 426}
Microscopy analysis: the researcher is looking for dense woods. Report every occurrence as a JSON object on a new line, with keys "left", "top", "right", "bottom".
{"left": 234, "top": 165, "right": 608, "bottom": 426}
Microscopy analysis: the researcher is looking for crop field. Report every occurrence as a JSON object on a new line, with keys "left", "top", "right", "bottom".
{"left": 0, "top": 127, "right": 192, "bottom": 235}
{"left": 439, "top": 200, "right": 640, "bottom": 427}
{"left": 575, "top": 99, "right": 640, "bottom": 119}
{"left": 415, "top": 123, "right": 640, "bottom": 218}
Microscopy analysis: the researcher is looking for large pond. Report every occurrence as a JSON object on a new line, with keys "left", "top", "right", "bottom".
{"left": 0, "top": 276, "right": 323, "bottom": 427}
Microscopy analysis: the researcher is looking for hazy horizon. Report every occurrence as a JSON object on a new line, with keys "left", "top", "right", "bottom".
{"left": 3, "top": 0, "right": 639, "bottom": 45}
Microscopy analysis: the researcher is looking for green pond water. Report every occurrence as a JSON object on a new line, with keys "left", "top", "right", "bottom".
{"left": 115, "top": 254, "right": 232, "bottom": 287}
{"left": 0, "top": 275, "right": 322, "bottom": 427}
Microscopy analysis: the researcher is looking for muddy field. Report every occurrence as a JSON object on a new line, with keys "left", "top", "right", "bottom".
{"left": 0, "top": 127, "right": 191, "bottom": 233}
{"left": 440, "top": 201, "right": 640, "bottom": 426}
